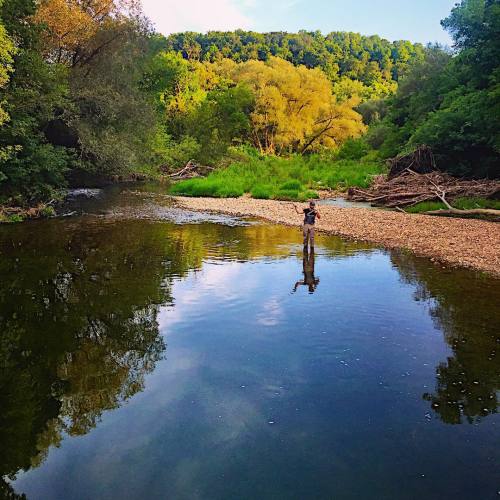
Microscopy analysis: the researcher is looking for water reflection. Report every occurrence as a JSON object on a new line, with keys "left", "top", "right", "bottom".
{"left": 0, "top": 220, "right": 170, "bottom": 494}
{"left": 0, "top": 219, "right": 380, "bottom": 494}
{"left": 293, "top": 248, "right": 320, "bottom": 294}
{"left": 391, "top": 251, "right": 500, "bottom": 424}
{"left": 0, "top": 206, "right": 499, "bottom": 498}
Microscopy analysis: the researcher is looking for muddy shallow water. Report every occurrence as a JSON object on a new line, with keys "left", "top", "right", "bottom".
{"left": 1, "top": 185, "right": 499, "bottom": 499}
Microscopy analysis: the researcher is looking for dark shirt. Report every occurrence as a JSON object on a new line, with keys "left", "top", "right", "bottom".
{"left": 303, "top": 208, "right": 317, "bottom": 225}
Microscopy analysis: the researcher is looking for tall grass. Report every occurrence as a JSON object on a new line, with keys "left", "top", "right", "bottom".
{"left": 169, "top": 154, "right": 385, "bottom": 201}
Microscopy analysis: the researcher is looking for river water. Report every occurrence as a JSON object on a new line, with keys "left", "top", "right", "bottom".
{"left": 1, "top": 185, "right": 499, "bottom": 499}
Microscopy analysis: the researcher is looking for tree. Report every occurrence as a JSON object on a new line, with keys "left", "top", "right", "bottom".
{"left": 374, "top": 0, "right": 499, "bottom": 177}
{"left": 66, "top": 20, "right": 157, "bottom": 177}
{"left": 34, "top": 0, "right": 141, "bottom": 67}
{"left": 0, "top": 2, "right": 16, "bottom": 161}
{"left": 0, "top": 3, "right": 15, "bottom": 127}
{"left": 188, "top": 84, "right": 254, "bottom": 163}
{"left": 231, "top": 57, "right": 365, "bottom": 154}
{"left": 0, "top": 0, "right": 72, "bottom": 203}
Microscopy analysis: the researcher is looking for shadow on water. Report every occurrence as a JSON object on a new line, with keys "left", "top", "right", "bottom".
{"left": 0, "top": 186, "right": 499, "bottom": 498}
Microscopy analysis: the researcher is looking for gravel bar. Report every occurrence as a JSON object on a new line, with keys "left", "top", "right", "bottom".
{"left": 173, "top": 196, "right": 500, "bottom": 277}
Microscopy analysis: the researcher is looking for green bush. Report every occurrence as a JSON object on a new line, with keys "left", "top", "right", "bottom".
{"left": 336, "top": 138, "right": 370, "bottom": 160}
{"left": 40, "top": 205, "right": 56, "bottom": 217}
{"left": 300, "top": 190, "right": 320, "bottom": 201}
{"left": 251, "top": 184, "right": 273, "bottom": 199}
{"left": 405, "top": 201, "right": 446, "bottom": 213}
{"left": 2, "top": 214, "right": 25, "bottom": 223}
{"left": 279, "top": 179, "right": 302, "bottom": 191}
{"left": 453, "top": 197, "right": 500, "bottom": 210}
{"left": 274, "top": 189, "right": 301, "bottom": 201}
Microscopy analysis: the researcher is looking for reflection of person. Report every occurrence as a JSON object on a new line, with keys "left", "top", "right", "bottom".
{"left": 293, "top": 247, "right": 320, "bottom": 293}
{"left": 293, "top": 201, "right": 320, "bottom": 248}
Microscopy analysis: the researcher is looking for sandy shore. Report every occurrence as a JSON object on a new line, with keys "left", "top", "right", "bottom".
{"left": 173, "top": 196, "right": 500, "bottom": 277}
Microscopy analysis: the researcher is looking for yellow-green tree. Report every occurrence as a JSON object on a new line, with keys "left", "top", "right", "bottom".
{"left": 34, "top": 0, "right": 140, "bottom": 66}
{"left": 230, "top": 57, "right": 365, "bottom": 154}
{"left": 0, "top": 17, "right": 15, "bottom": 127}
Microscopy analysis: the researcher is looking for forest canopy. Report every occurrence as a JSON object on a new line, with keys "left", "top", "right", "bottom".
{"left": 0, "top": 0, "right": 498, "bottom": 206}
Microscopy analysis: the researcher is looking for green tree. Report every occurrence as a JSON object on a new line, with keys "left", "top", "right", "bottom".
{"left": 0, "top": 0, "right": 72, "bottom": 204}
{"left": 374, "top": 0, "right": 499, "bottom": 177}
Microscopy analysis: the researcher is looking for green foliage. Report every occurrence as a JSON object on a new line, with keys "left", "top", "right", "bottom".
{"left": 251, "top": 184, "right": 273, "bottom": 199}
{"left": 40, "top": 205, "right": 55, "bottom": 217}
{"left": 68, "top": 21, "right": 157, "bottom": 178}
{"left": 274, "top": 188, "right": 300, "bottom": 201}
{"left": 336, "top": 138, "right": 370, "bottom": 160}
{"left": 169, "top": 177, "right": 245, "bottom": 198}
{"left": 404, "top": 201, "right": 448, "bottom": 213}
{"left": 323, "top": 160, "right": 383, "bottom": 189}
{"left": 375, "top": 0, "right": 500, "bottom": 177}
{"left": 0, "top": 0, "right": 158, "bottom": 205}
{"left": 153, "top": 134, "right": 201, "bottom": 170}
{"left": 279, "top": 179, "right": 302, "bottom": 190}
{"left": 356, "top": 98, "right": 388, "bottom": 125}
{"left": 187, "top": 84, "right": 254, "bottom": 163}
{"left": 169, "top": 152, "right": 384, "bottom": 199}
{"left": 163, "top": 30, "right": 426, "bottom": 97}
{"left": 0, "top": 3, "right": 72, "bottom": 203}
{"left": 0, "top": 212, "right": 24, "bottom": 223}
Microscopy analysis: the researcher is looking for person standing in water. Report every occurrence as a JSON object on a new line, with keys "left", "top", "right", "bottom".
{"left": 294, "top": 201, "right": 320, "bottom": 248}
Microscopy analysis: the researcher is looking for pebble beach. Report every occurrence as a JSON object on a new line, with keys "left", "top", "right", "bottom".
{"left": 173, "top": 196, "right": 500, "bottom": 277}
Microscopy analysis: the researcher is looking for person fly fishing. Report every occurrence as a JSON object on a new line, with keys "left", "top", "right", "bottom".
{"left": 294, "top": 200, "right": 320, "bottom": 248}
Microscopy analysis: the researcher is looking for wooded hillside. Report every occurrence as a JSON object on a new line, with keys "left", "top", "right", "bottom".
{"left": 0, "top": 0, "right": 498, "bottom": 208}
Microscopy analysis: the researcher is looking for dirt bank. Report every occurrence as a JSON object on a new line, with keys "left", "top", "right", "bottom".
{"left": 173, "top": 196, "right": 500, "bottom": 277}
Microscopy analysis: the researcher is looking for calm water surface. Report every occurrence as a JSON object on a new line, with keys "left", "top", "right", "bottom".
{"left": 1, "top": 186, "right": 499, "bottom": 499}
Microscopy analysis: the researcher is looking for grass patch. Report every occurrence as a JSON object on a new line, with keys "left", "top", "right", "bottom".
{"left": 405, "top": 197, "right": 500, "bottom": 213}
{"left": 251, "top": 184, "right": 273, "bottom": 199}
{"left": 169, "top": 153, "right": 385, "bottom": 200}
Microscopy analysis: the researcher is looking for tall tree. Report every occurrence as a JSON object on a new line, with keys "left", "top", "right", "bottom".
{"left": 0, "top": 0, "right": 71, "bottom": 203}
{"left": 231, "top": 57, "right": 365, "bottom": 154}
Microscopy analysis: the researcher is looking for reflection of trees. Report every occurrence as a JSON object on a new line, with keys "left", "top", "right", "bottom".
{"left": 391, "top": 251, "right": 500, "bottom": 424}
{"left": 0, "top": 221, "right": 169, "bottom": 489}
{"left": 0, "top": 218, "right": 379, "bottom": 492}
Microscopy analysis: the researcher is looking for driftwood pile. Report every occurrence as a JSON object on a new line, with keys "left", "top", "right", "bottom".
{"left": 387, "top": 145, "right": 436, "bottom": 179}
{"left": 348, "top": 169, "right": 500, "bottom": 218}
{"left": 166, "top": 160, "right": 214, "bottom": 180}
{"left": 349, "top": 170, "right": 500, "bottom": 208}
{"left": 349, "top": 146, "right": 500, "bottom": 218}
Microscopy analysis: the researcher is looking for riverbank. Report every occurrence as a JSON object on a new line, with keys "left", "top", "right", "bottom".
{"left": 173, "top": 196, "right": 500, "bottom": 277}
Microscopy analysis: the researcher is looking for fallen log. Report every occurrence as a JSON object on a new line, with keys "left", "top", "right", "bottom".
{"left": 423, "top": 208, "right": 500, "bottom": 217}
{"left": 169, "top": 160, "right": 214, "bottom": 180}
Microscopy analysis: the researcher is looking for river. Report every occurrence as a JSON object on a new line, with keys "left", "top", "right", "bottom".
{"left": 1, "top": 185, "right": 499, "bottom": 499}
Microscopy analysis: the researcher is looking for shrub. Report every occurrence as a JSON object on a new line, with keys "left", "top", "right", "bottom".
{"left": 300, "top": 190, "right": 320, "bottom": 201}
{"left": 40, "top": 205, "right": 56, "bottom": 217}
{"left": 251, "top": 184, "right": 273, "bottom": 199}
{"left": 337, "top": 138, "right": 370, "bottom": 160}
{"left": 279, "top": 179, "right": 302, "bottom": 191}
{"left": 274, "top": 189, "right": 300, "bottom": 201}
{"left": 406, "top": 197, "right": 500, "bottom": 213}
